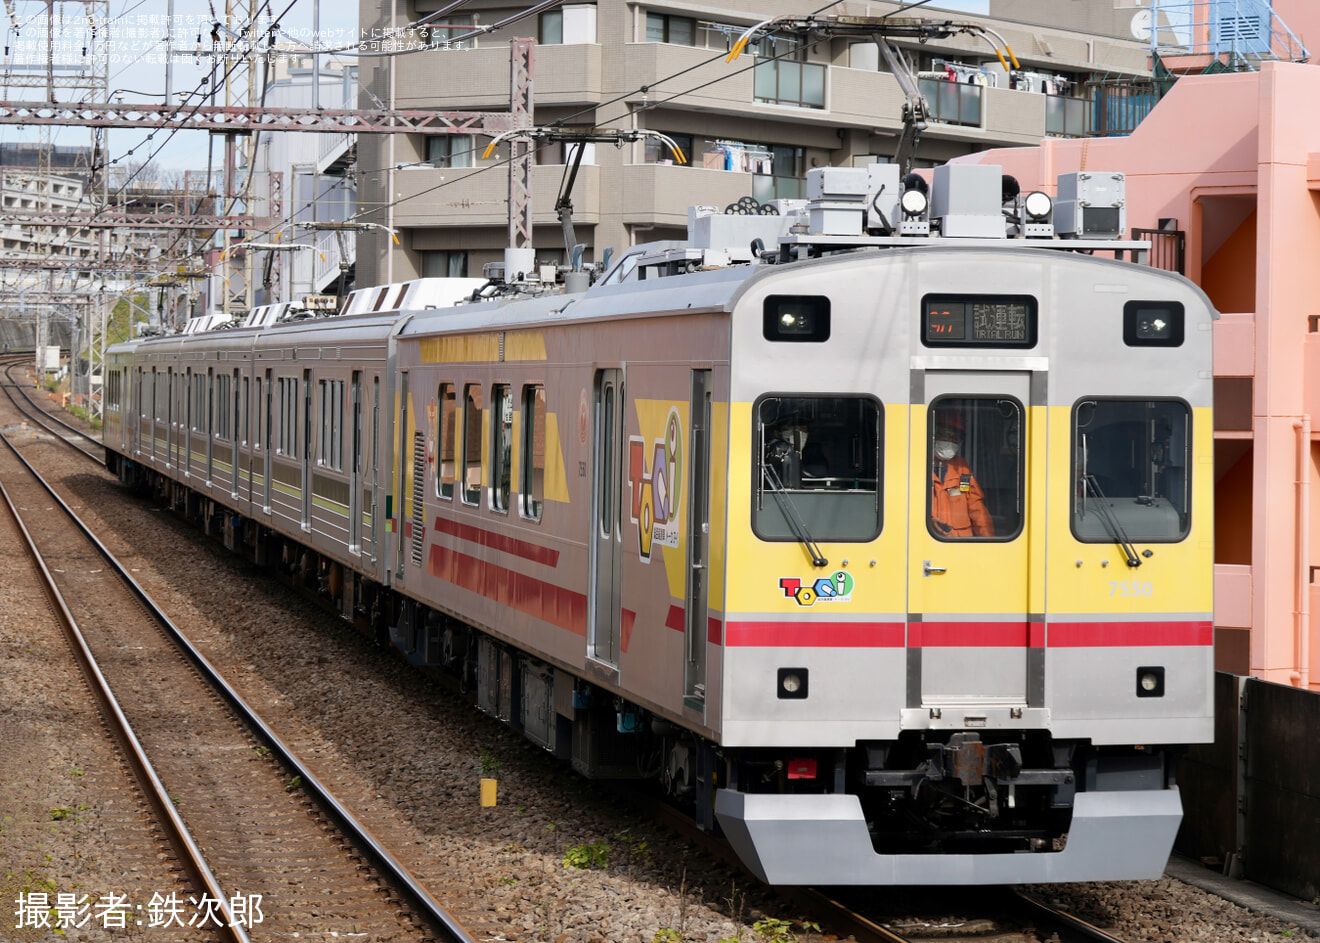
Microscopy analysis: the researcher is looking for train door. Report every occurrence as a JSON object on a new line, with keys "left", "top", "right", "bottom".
{"left": 206, "top": 368, "right": 214, "bottom": 483}
{"left": 394, "top": 371, "right": 409, "bottom": 579}
{"left": 302, "top": 368, "right": 312, "bottom": 530}
{"left": 350, "top": 371, "right": 362, "bottom": 554}
{"left": 185, "top": 368, "right": 193, "bottom": 477}
{"left": 588, "top": 368, "right": 624, "bottom": 668}
{"left": 369, "top": 375, "right": 380, "bottom": 563}
{"left": 684, "top": 369, "right": 712, "bottom": 707}
{"left": 908, "top": 372, "right": 1036, "bottom": 711}
{"left": 263, "top": 369, "right": 273, "bottom": 512}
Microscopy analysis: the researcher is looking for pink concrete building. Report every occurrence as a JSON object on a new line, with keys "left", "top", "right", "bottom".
{"left": 956, "top": 60, "right": 1320, "bottom": 686}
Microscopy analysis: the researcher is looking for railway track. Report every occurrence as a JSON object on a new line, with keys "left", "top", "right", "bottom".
{"left": 0, "top": 357, "right": 105, "bottom": 464}
{"left": 0, "top": 413, "right": 474, "bottom": 941}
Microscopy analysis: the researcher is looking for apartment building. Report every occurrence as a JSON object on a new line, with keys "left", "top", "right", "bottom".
{"left": 355, "top": 0, "right": 1154, "bottom": 285}
{"left": 243, "top": 51, "right": 359, "bottom": 309}
{"left": 0, "top": 170, "right": 96, "bottom": 262}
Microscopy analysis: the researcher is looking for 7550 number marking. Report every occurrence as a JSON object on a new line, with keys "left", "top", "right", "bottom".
{"left": 1109, "top": 581, "right": 1154, "bottom": 597}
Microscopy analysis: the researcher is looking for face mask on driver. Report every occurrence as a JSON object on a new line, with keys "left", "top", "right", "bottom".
{"left": 933, "top": 439, "right": 960, "bottom": 461}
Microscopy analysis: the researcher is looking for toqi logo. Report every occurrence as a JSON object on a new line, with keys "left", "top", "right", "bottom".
{"left": 627, "top": 407, "right": 683, "bottom": 563}
{"left": 780, "top": 570, "right": 856, "bottom": 607}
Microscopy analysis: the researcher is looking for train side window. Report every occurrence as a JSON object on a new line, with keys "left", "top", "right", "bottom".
{"left": 754, "top": 395, "right": 882, "bottom": 542}
{"left": 437, "top": 383, "right": 456, "bottom": 499}
{"left": 491, "top": 384, "right": 514, "bottom": 512}
{"left": 1073, "top": 398, "right": 1190, "bottom": 542}
{"left": 520, "top": 384, "right": 546, "bottom": 522}
{"left": 215, "top": 373, "right": 230, "bottom": 440}
{"left": 461, "top": 383, "right": 484, "bottom": 505}
{"left": 317, "top": 378, "right": 345, "bottom": 470}
{"left": 927, "top": 397, "right": 1023, "bottom": 541}
{"left": 254, "top": 378, "right": 262, "bottom": 449}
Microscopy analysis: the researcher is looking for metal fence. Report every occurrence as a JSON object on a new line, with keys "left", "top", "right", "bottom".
{"left": 1176, "top": 672, "right": 1320, "bottom": 901}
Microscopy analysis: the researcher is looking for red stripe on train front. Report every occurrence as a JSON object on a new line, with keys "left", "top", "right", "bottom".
{"left": 1048, "top": 620, "right": 1213, "bottom": 647}
{"left": 911, "top": 622, "right": 1037, "bottom": 648}
{"left": 431, "top": 516, "right": 560, "bottom": 567}
{"left": 724, "top": 621, "right": 905, "bottom": 648}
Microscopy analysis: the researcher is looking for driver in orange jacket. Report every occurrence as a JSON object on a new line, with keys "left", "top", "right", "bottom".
{"left": 930, "top": 411, "right": 994, "bottom": 538}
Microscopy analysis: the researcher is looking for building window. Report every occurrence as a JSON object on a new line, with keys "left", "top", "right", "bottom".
{"left": 421, "top": 250, "right": 468, "bottom": 278}
{"left": 426, "top": 134, "right": 474, "bottom": 168}
{"left": 539, "top": 10, "right": 563, "bottom": 44}
{"left": 752, "top": 144, "right": 805, "bottom": 203}
{"left": 539, "top": 4, "right": 595, "bottom": 44}
{"left": 753, "top": 36, "right": 825, "bottom": 109}
{"left": 646, "top": 12, "right": 695, "bottom": 45}
{"left": 535, "top": 141, "right": 595, "bottom": 166}
{"left": 645, "top": 133, "right": 692, "bottom": 165}
{"left": 425, "top": 12, "right": 474, "bottom": 48}
{"left": 437, "top": 382, "right": 456, "bottom": 499}
{"left": 461, "top": 383, "right": 484, "bottom": 505}
{"left": 520, "top": 384, "right": 545, "bottom": 521}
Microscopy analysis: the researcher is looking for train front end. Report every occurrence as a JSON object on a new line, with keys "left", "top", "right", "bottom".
{"left": 712, "top": 165, "right": 1215, "bottom": 885}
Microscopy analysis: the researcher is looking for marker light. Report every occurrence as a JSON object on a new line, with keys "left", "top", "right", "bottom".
{"left": 1024, "top": 190, "right": 1053, "bottom": 221}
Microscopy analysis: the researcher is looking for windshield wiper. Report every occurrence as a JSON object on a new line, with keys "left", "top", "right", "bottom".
{"left": 1082, "top": 474, "right": 1142, "bottom": 568}
{"left": 763, "top": 462, "right": 828, "bottom": 568}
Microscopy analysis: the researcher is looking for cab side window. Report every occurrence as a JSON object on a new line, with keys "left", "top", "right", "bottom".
{"left": 754, "top": 395, "right": 882, "bottom": 542}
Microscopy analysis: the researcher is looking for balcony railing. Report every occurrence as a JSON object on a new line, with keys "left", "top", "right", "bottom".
{"left": 1045, "top": 95, "right": 1090, "bottom": 138}
{"left": 918, "top": 78, "right": 982, "bottom": 127}
{"left": 753, "top": 59, "right": 826, "bottom": 109}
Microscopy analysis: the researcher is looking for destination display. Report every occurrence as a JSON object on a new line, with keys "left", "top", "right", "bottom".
{"left": 922, "top": 295, "right": 1037, "bottom": 348}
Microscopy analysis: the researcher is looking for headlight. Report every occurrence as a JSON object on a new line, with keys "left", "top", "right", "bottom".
{"left": 1024, "top": 190, "right": 1053, "bottom": 221}
{"left": 900, "top": 188, "right": 928, "bottom": 218}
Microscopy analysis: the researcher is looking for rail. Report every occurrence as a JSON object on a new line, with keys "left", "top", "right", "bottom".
{"left": 0, "top": 426, "right": 477, "bottom": 943}
{"left": 0, "top": 434, "right": 250, "bottom": 943}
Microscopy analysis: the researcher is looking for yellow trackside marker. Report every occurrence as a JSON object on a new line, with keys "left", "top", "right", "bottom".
{"left": 480, "top": 778, "right": 498, "bottom": 807}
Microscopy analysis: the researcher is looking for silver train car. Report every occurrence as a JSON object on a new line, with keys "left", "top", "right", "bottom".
{"left": 104, "top": 164, "right": 1215, "bottom": 885}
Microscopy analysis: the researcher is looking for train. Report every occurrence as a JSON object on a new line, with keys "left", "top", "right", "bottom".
{"left": 103, "top": 162, "right": 1215, "bottom": 885}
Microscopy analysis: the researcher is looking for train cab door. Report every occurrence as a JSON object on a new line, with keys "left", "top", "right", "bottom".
{"left": 588, "top": 368, "right": 625, "bottom": 670}
{"left": 907, "top": 372, "right": 1039, "bottom": 715}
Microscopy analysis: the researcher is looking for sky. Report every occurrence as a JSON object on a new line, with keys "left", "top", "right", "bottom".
{"left": 0, "top": 0, "right": 989, "bottom": 177}
{"left": 0, "top": 0, "right": 359, "bottom": 175}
